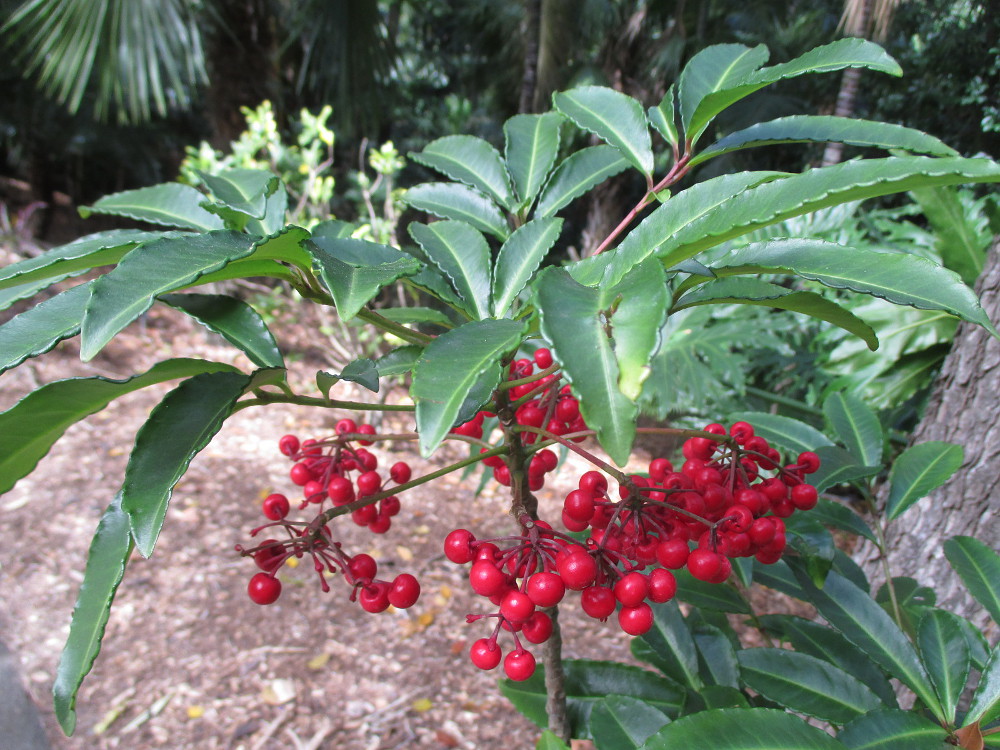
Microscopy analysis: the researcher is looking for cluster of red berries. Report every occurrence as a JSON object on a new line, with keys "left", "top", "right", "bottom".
{"left": 238, "top": 423, "right": 419, "bottom": 612}
{"left": 446, "top": 421, "right": 819, "bottom": 682}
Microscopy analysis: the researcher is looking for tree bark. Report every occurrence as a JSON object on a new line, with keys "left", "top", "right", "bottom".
{"left": 854, "top": 236, "right": 1000, "bottom": 643}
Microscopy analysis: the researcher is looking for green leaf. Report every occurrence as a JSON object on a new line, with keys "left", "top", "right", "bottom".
{"left": 673, "top": 568, "right": 750, "bottom": 613}
{"left": 411, "top": 319, "right": 525, "bottom": 457}
{"left": 500, "top": 659, "right": 685, "bottom": 740}
{"left": 378, "top": 307, "right": 453, "bottom": 328}
{"left": 726, "top": 411, "right": 834, "bottom": 457}
{"left": 886, "top": 442, "right": 963, "bottom": 520}
{"left": 967, "top": 643, "right": 1000, "bottom": 727}
{"left": 675, "top": 277, "right": 878, "bottom": 349}
{"left": 403, "top": 183, "right": 510, "bottom": 240}
{"left": 158, "top": 293, "right": 283, "bottom": 368}
{"left": 738, "top": 648, "right": 884, "bottom": 723}
{"left": 824, "top": 391, "right": 884, "bottom": 468}
{"left": 553, "top": 86, "right": 653, "bottom": 176}
{"left": 0, "top": 359, "right": 238, "bottom": 495}
{"left": 52, "top": 495, "right": 133, "bottom": 736}
{"left": 308, "top": 237, "right": 423, "bottom": 320}
{"left": 642, "top": 708, "right": 844, "bottom": 749}
{"left": 0, "top": 282, "right": 91, "bottom": 374}
{"left": 632, "top": 601, "right": 701, "bottom": 688}
{"left": 811, "top": 498, "right": 877, "bottom": 543}
{"left": 317, "top": 359, "right": 380, "bottom": 396}
{"left": 312, "top": 219, "right": 356, "bottom": 240}
{"left": 492, "top": 217, "right": 563, "bottom": 317}
{"left": 754, "top": 558, "right": 809, "bottom": 601}
{"left": 504, "top": 112, "right": 563, "bottom": 206}
{"left": 0, "top": 275, "right": 73, "bottom": 311}
{"left": 590, "top": 695, "right": 671, "bottom": 750}
{"left": 785, "top": 514, "right": 836, "bottom": 587}
{"left": 679, "top": 44, "right": 770, "bottom": 143}
{"left": 910, "top": 186, "right": 988, "bottom": 285}
{"left": 944, "top": 536, "right": 1000, "bottom": 626}
{"left": 535, "top": 146, "right": 631, "bottom": 219}
{"left": 535, "top": 267, "right": 637, "bottom": 465}
{"left": 375, "top": 346, "right": 423, "bottom": 377}
{"left": 570, "top": 171, "right": 787, "bottom": 288}
{"left": 80, "top": 231, "right": 256, "bottom": 361}
{"left": 686, "top": 39, "right": 901, "bottom": 148}
{"left": 698, "top": 685, "right": 750, "bottom": 710}
{"left": 917, "top": 609, "right": 970, "bottom": 724}
{"left": 692, "top": 115, "right": 957, "bottom": 167}
{"left": 657, "top": 157, "right": 1000, "bottom": 288}
{"left": 838, "top": 710, "right": 951, "bottom": 749}
{"left": 612, "top": 260, "right": 670, "bottom": 400}
{"left": 809, "top": 445, "right": 881, "bottom": 494}
{"left": 122, "top": 370, "right": 258, "bottom": 557}
{"left": 648, "top": 85, "right": 679, "bottom": 148}
{"left": 693, "top": 624, "right": 740, "bottom": 689}
{"left": 758, "top": 614, "right": 897, "bottom": 707}
{"left": 197, "top": 168, "right": 278, "bottom": 221}
{"left": 409, "top": 221, "right": 493, "bottom": 320}
{"left": 249, "top": 181, "right": 288, "bottom": 236}
{"left": 535, "top": 730, "right": 570, "bottom": 750}
{"left": 409, "top": 135, "right": 515, "bottom": 209}
{"left": 244, "top": 225, "right": 312, "bottom": 269}
{"left": 0, "top": 229, "right": 172, "bottom": 291}
{"left": 79, "top": 182, "right": 225, "bottom": 231}
{"left": 708, "top": 239, "right": 993, "bottom": 331}
{"left": 793, "top": 570, "right": 943, "bottom": 720}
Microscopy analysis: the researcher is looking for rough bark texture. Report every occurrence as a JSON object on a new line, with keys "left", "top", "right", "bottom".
{"left": 854, "top": 236, "right": 1000, "bottom": 643}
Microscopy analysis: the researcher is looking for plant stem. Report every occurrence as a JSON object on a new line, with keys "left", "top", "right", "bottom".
{"left": 862, "top": 488, "right": 905, "bottom": 631}
{"left": 542, "top": 605, "right": 570, "bottom": 742}
{"left": 356, "top": 308, "right": 435, "bottom": 345}
{"left": 233, "top": 390, "right": 415, "bottom": 414}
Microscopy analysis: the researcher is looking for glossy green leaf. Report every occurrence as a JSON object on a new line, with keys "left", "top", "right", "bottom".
{"left": 693, "top": 624, "right": 740, "bottom": 689}
{"left": 758, "top": 614, "right": 897, "bottom": 707}
{"left": 500, "top": 659, "right": 685, "bottom": 740}
{"left": 675, "top": 277, "right": 878, "bottom": 349}
{"left": 409, "top": 221, "right": 493, "bottom": 320}
{"left": 738, "top": 648, "right": 884, "bottom": 723}
{"left": 642, "top": 708, "right": 844, "bottom": 750}
{"left": 197, "top": 168, "right": 278, "bottom": 221}
{"left": 535, "top": 267, "right": 636, "bottom": 465}
{"left": 886, "top": 442, "right": 963, "bottom": 520}
{"left": 52, "top": 495, "right": 133, "bottom": 736}
{"left": 686, "top": 39, "right": 901, "bottom": 147}
{"left": 535, "top": 145, "right": 631, "bottom": 219}
{"left": 679, "top": 44, "right": 769, "bottom": 142}
{"left": 708, "top": 239, "right": 992, "bottom": 330}
{"left": 122, "top": 370, "right": 257, "bottom": 557}
{"left": 80, "top": 231, "right": 255, "bottom": 361}
{"left": 658, "top": 157, "right": 1000, "bottom": 291}
{"left": 570, "top": 171, "right": 786, "bottom": 287}
{"left": 409, "top": 135, "right": 515, "bottom": 209}
{"left": 726, "top": 411, "right": 833, "bottom": 457}
{"left": 911, "top": 186, "right": 988, "bottom": 285}
{"left": 377, "top": 307, "right": 453, "bottom": 328}
{"left": 673, "top": 568, "right": 750, "bottom": 613}
{"left": 317, "top": 359, "right": 379, "bottom": 396}
{"left": 944, "top": 536, "right": 1000, "bottom": 626}
{"left": 504, "top": 112, "right": 563, "bottom": 206}
{"left": 186, "top": 257, "right": 299, "bottom": 287}
{"left": 917, "top": 609, "right": 970, "bottom": 724}
{"left": 0, "top": 275, "right": 71, "bottom": 311}
{"left": 812, "top": 498, "right": 877, "bottom": 543}
{"left": 692, "top": 115, "right": 957, "bottom": 166}
{"left": 553, "top": 86, "right": 653, "bottom": 176}
{"left": 824, "top": 391, "right": 884, "bottom": 468}
{"left": 311, "top": 219, "right": 356, "bottom": 240}
{"left": 793, "top": 570, "right": 942, "bottom": 719}
{"left": 837, "top": 709, "right": 951, "bottom": 749}
{"left": 0, "top": 229, "right": 171, "bottom": 291}
{"left": 248, "top": 181, "right": 288, "bottom": 236}
{"left": 0, "top": 358, "right": 238, "bottom": 496}
{"left": 612, "top": 260, "right": 669, "bottom": 400}
{"left": 648, "top": 85, "right": 679, "bottom": 148}
{"left": 785, "top": 514, "right": 836, "bottom": 587}
{"left": 590, "top": 695, "right": 671, "bottom": 750}
{"left": 158, "top": 293, "right": 283, "bottom": 368}
{"left": 243, "top": 225, "right": 312, "bottom": 269}
{"left": 79, "top": 182, "right": 224, "bottom": 231}
{"left": 754, "top": 558, "right": 809, "bottom": 600}
{"left": 403, "top": 183, "right": 510, "bottom": 240}
{"left": 411, "top": 319, "right": 524, "bottom": 457}
{"left": 809, "top": 445, "right": 880, "bottom": 493}
{"left": 632, "top": 601, "right": 701, "bottom": 688}
{"left": 308, "top": 237, "right": 423, "bottom": 320}
{"left": 0, "top": 282, "right": 91, "bottom": 373}
{"left": 967, "top": 643, "right": 1000, "bottom": 726}
{"left": 535, "top": 730, "right": 570, "bottom": 750}
{"left": 375, "top": 346, "right": 423, "bottom": 377}
{"left": 492, "top": 217, "right": 563, "bottom": 317}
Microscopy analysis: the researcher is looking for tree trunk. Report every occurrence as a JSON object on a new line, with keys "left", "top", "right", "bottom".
{"left": 854, "top": 236, "right": 1000, "bottom": 642}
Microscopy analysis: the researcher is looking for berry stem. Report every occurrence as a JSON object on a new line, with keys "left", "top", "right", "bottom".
{"left": 497, "top": 363, "right": 560, "bottom": 391}
{"left": 355, "top": 308, "right": 435, "bottom": 345}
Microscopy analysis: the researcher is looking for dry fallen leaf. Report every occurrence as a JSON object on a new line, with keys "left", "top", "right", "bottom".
{"left": 306, "top": 652, "right": 331, "bottom": 670}
{"left": 412, "top": 697, "right": 433, "bottom": 712}
{"left": 260, "top": 678, "right": 297, "bottom": 706}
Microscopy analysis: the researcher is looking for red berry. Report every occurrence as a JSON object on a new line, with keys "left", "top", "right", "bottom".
{"left": 648, "top": 569, "right": 677, "bottom": 603}
{"left": 618, "top": 603, "right": 654, "bottom": 635}
{"left": 525, "top": 571, "right": 566, "bottom": 608}
{"left": 614, "top": 572, "right": 649, "bottom": 608}
{"left": 390, "top": 461, "right": 412, "bottom": 484}
{"left": 521, "top": 611, "right": 553, "bottom": 644}
{"left": 720, "top": 504, "right": 753, "bottom": 533}
{"left": 253, "top": 541, "right": 284, "bottom": 573}
{"left": 797, "top": 451, "right": 821, "bottom": 474}
{"left": 444, "top": 529, "right": 476, "bottom": 564}
{"left": 730, "top": 421, "right": 755, "bottom": 444}
{"left": 348, "top": 553, "right": 378, "bottom": 581}
{"left": 380, "top": 495, "right": 401, "bottom": 517}
{"left": 248, "top": 573, "right": 281, "bottom": 605}
{"left": 533, "top": 347, "right": 553, "bottom": 369}
{"left": 555, "top": 398, "right": 579, "bottom": 422}
{"left": 790, "top": 483, "right": 818, "bottom": 510}
{"left": 351, "top": 504, "right": 377, "bottom": 526}
{"left": 278, "top": 434, "right": 300, "bottom": 457}
{"left": 504, "top": 649, "right": 536, "bottom": 681}
{"left": 356, "top": 423, "right": 376, "bottom": 446}
{"left": 262, "top": 493, "right": 290, "bottom": 520}
{"left": 335, "top": 418, "right": 358, "bottom": 435}
{"left": 563, "top": 489, "right": 596, "bottom": 523}
{"left": 578, "top": 471, "right": 608, "bottom": 495}
{"left": 388, "top": 574, "right": 420, "bottom": 608}
{"left": 303, "top": 480, "right": 325, "bottom": 504}
{"left": 328, "top": 476, "right": 355, "bottom": 505}
{"left": 368, "top": 512, "right": 392, "bottom": 534}
{"left": 356, "top": 470, "right": 382, "bottom": 497}
{"left": 556, "top": 551, "right": 597, "bottom": 590}
{"left": 469, "top": 639, "right": 502, "bottom": 670}
{"left": 580, "top": 586, "right": 617, "bottom": 620}
{"left": 648, "top": 457, "right": 673, "bottom": 482}
{"left": 656, "top": 538, "right": 690, "bottom": 569}
{"left": 500, "top": 590, "right": 536, "bottom": 623}
{"left": 469, "top": 560, "right": 507, "bottom": 597}
{"left": 688, "top": 549, "right": 723, "bottom": 582}
{"left": 748, "top": 517, "right": 776, "bottom": 546}
{"left": 289, "top": 462, "right": 313, "bottom": 486}
{"left": 359, "top": 582, "right": 391, "bottom": 613}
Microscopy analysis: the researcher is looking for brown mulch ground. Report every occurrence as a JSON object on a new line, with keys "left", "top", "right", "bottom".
{"left": 0, "top": 292, "right": 650, "bottom": 750}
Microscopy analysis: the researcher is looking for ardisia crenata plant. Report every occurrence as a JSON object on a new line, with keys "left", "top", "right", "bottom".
{"left": 1, "top": 39, "right": 999, "bottom": 748}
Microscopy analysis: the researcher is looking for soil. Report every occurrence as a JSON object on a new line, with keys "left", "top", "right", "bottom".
{"left": 0, "top": 286, "right": 652, "bottom": 750}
